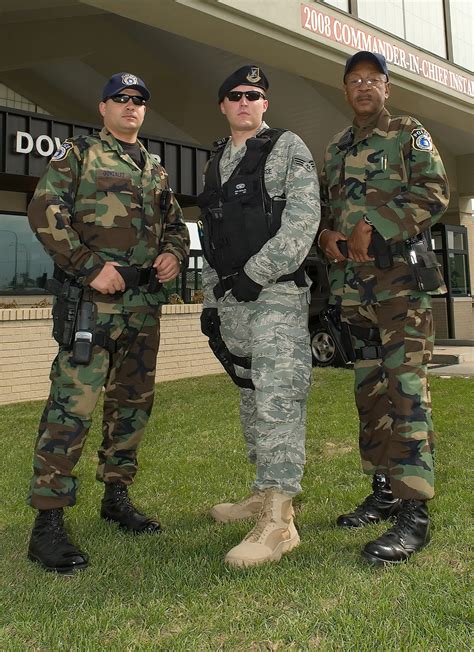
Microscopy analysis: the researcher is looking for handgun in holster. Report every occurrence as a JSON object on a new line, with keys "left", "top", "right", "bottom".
{"left": 337, "top": 231, "right": 393, "bottom": 269}
{"left": 48, "top": 278, "right": 83, "bottom": 348}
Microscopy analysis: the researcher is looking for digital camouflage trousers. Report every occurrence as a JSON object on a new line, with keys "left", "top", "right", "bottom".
{"left": 28, "top": 310, "right": 160, "bottom": 509}
{"left": 218, "top": 291, "right": 312, "bottom": 496}
{"left": 341, "top": 295, "right": 435, "bottom": 500}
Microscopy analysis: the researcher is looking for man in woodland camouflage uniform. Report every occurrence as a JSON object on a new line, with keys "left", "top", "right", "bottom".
{"left": 27, "top": 73, "right": 189, "bottom": 573}
{"left": 318, "top": 52, "right": 449, "bottom": 565}
{"left": 198, "top": 65, "right": 320, "bottom": 567}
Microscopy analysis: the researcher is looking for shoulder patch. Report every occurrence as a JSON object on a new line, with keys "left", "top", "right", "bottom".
{"left": 411, "top": 128, "right": 433, "bottom": 152}
{"left": 51, "top": 141, "right": 74, "bottom": 161}
{"left": 293, "top": 156, "right": 315, "bottom": 172}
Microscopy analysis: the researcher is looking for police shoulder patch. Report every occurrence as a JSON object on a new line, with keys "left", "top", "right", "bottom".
{"left": 411, "top": 127, "right": 433, "bottom": 152}
{"left": 51, "top": 141, "right": 74, "bottom": 161}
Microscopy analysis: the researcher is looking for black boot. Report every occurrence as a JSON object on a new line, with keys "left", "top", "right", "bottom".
{"left": 100, "top": 482, "right": 161, "bottom": 534}
{"left": 362, "top": 499, "right": 430, "bottom": 565}
{"left": 337, "top": 473, "right": 402, "bottom": 528}
{"left": 28, "top": 508, "right": 89, "bottom": 573}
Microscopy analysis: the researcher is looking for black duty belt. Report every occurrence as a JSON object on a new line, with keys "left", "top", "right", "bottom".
{"left": 54, "top": 265, "right": 162, "bottom": 291}
{"left": 213, "top": 269, "right": 306, "bottom": 300}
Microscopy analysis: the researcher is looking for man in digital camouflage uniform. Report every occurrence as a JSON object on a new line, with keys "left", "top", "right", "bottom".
{"left": 318, "top": 52, "right": 449, "bottom": 565}
{"left": 27, "top": 72, "right": 190, "bottom": 573}
{"left": 199, "top": 65, "right": 320, "bottom": 567}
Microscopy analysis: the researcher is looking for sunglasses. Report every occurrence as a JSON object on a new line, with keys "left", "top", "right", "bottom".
{"left": 108, "top": 93, "right": 147, "bottom": 106}
{"left": 226, "top": 90, "right": 266, "bottom": 102}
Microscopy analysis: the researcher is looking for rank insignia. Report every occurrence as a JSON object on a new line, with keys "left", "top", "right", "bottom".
{"left": 411, "top": 128, "right": 433, "bottom": 152}
{"left": 246, "top": 67, "right": 261, "bottom": 83}
{"left": 294, "top": 156, "right": 315, "bottom": 171}
{"left": 51, "top": 141, "right": 73, "bottom": 161}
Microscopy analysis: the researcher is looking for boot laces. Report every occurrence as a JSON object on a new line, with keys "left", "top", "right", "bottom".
{"left": 387, "top": 502, "right": 418, "bottom": 537}
{"left": 245, "top": 503, "right": 274, "bottom": 543}
{"left": 38, "top": 510, "right": 70, "bottom": 545}
{"left": 354, "top": 492, "right": 383, "bottom": 514}
{"left": 111, "top": 484, "right": 146, "bottom": 518}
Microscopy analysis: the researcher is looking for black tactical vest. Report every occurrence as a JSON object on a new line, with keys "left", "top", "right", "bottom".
{"left": 197, "top": 128, "right": 288, "bottom": 279}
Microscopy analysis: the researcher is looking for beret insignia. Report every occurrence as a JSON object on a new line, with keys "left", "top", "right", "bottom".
{"left": 246, "top": 67, "right": 261, "bottom": 83}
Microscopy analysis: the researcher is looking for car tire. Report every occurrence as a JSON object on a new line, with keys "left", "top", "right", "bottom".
{"left": 310, "top": 325, "right": 344, "bottom": 368}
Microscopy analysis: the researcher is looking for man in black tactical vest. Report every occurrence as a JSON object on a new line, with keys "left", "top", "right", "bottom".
{"left": 198, "top": 65, "right": 320, "bottom": 568}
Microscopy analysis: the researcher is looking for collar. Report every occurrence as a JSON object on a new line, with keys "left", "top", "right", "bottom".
{"left": 352, "top": 108, "right": 391, "bottom": 143}
{"left": 100, "top": 127, "right": 150, "bottom": 171}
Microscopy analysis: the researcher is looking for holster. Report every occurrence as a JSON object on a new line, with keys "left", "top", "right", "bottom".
{"left": 345, "top": 323, "right": 383, "bottom": 361}
{"left": 47, "top": 271, "right": 117, "bottom": 361}
{"left": 337, "top": 233, "right": 404, "bottom": 269}
{"left": 206, "top": 315, "right": 254, "bottom": 390}
{"left": 405, "top": 236, "right": 444, "bottom": 292}
{"left": 48, "top": 278, "right": 83, "bottom": 348}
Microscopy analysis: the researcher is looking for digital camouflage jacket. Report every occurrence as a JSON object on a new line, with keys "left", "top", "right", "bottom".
{"left": 319, "top": 108, "right": 449, "bottom": 306}
{"left": 28, "top": 127, "right": 190, "bottom": 312}
{"left": 202, "top": 121, "right": 320, "bottom": 308}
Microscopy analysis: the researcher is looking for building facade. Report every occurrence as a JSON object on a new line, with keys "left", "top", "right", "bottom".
{"left": 0, "top": 0, "right": 473, "bottom": 402}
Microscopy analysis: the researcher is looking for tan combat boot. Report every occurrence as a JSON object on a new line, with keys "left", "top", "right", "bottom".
{"left": 210, "top": 491, "right": 264, "bottom": 523}
{"left": 224, "top": 489, "right": 300, "bottom": 568}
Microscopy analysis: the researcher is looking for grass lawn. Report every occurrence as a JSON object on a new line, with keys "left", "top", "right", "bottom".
{"left": 0, "top": 368, "right": 472, "bottom": 651}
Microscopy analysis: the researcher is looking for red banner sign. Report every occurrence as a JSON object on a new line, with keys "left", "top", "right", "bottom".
{"left": 301, "top": 3, "right": 473, "bottom": 99}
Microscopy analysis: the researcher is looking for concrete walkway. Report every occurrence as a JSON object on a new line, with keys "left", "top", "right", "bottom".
{"left": 430, "top": 345, "right": 474, "bottom": 377}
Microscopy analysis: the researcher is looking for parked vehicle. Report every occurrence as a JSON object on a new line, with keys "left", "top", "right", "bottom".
{"left": 305, "top": 250, "right": 345, "bottom": 368}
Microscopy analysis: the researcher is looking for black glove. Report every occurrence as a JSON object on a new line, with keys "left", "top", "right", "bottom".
{"left": 231, "top": 271, "right": 263, "bottom": 302}
{"left": 200, "top": 307, "right": 220, "bottom": 337}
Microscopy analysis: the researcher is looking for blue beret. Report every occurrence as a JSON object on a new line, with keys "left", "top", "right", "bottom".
{"left": 102, "top": 72, "right": 151, "bottom": 101}
{"left": 343, "top": 51, "right": 389, "bottom": 81}
{"left": 218, "top": 65, "right": 269, "bottom": 103}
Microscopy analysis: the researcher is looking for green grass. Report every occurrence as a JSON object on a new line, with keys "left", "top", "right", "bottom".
{"left": 0, "top": 369, "right": 472, "bottom": 651}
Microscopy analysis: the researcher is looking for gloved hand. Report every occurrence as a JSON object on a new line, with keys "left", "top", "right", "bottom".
{"left": 200, "top": 307, "right": 220, "bottom": 337}
{"left": 231, "top": 271, "right": 263, "bottom": 302}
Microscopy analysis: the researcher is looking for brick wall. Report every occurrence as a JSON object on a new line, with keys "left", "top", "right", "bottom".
{"left": 0, "top": 304, "right": 222, "bottom": 406}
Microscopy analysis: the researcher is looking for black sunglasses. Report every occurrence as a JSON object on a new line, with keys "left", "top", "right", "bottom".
{"left": 108, "top": 93, "right": 147, "bottom": 106}
{"left": 226, "top": 90, "right": 266, "bottom": 102}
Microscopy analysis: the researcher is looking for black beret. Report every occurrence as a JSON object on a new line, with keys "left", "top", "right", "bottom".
{"left": 343, "top": 51, "right": 389, "bottom": 81}
{"left": 218, "top": 65, "right": 269, "bottom": 103}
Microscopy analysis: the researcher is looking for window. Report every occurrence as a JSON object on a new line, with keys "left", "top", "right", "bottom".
{"left": 357, "top": 0, "right": 405, "bottom": 39}
{"left": 449, "top": 0, "right": 474, "bottom": 71}
{"left": 0, "top": 83, "right": 48, "bottom": 114}
{"left": 404, "top": 0, "right": 446, "bottom": 58}
{"left": 432, "top": 224, "right": 471, "bottom": 297}
{"left": 322, "top": 0, "right": 350, "bottom": 11}
{"left": 357, "top": 0, "right": 447, "bottom": 58}
{"left": 0, "top": 212, "right": 53, "bottom": 294}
